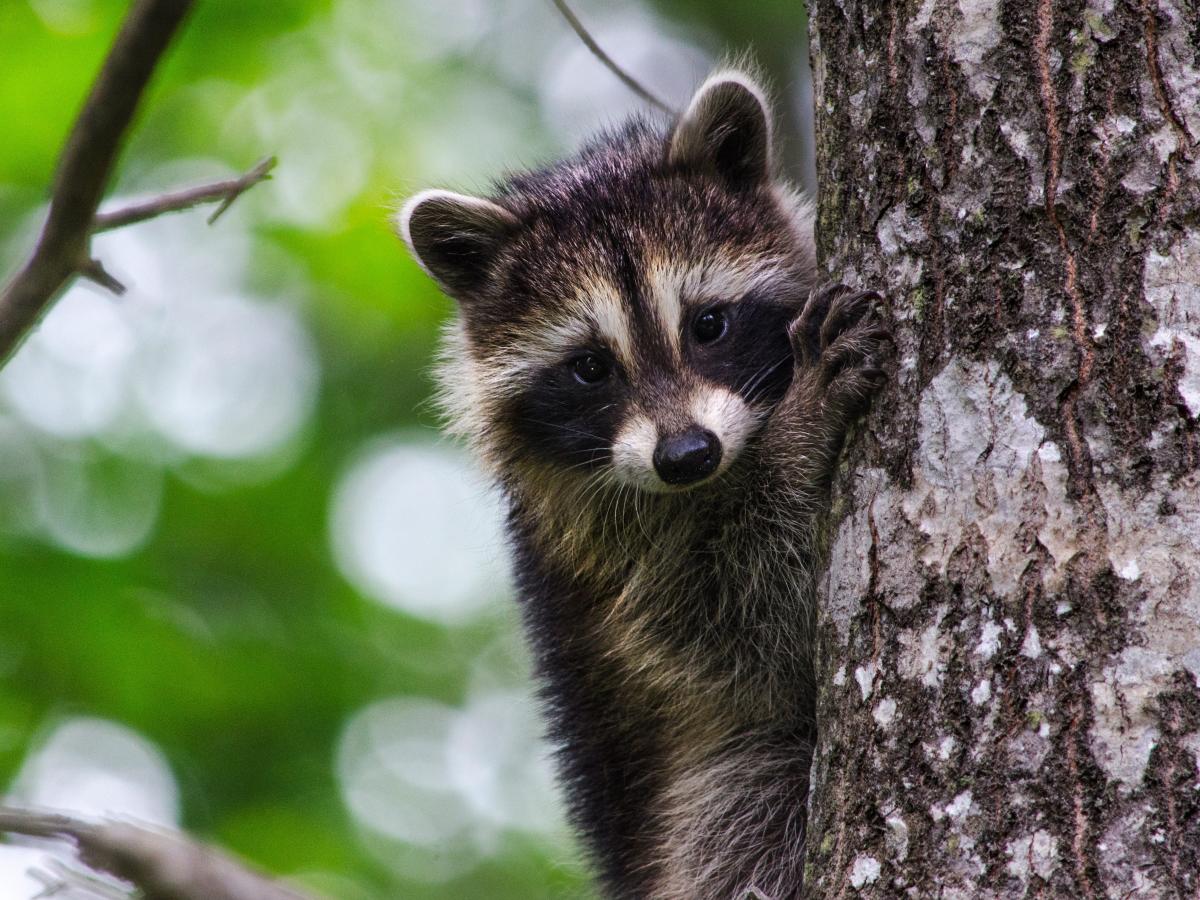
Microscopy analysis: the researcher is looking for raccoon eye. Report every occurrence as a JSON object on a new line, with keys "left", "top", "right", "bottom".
{"left": 570, "top": 353, "right": 611, "bottom": 385}
{"left": 692, "top": 308, "right": 729, "bottom": 344}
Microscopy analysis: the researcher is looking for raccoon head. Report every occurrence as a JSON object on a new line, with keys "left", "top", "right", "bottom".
{"left": 399, "top": 71, "right": 816, "bottom": 495}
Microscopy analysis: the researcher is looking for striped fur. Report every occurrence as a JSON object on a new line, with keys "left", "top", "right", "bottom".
{"left": 399, "top": 71, "right": 887, "bottom": 898}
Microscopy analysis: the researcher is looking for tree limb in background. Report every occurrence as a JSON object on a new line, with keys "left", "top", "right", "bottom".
{"left": 0, "top": 0, "right": 273, "bottom": 365}
{"left": 0, "top": 807, "right": 316, "bottom": 900}
{"left": 548, "top": 0, "right": 674, "bottom": 114}
{"left": 82, "top": 156, "right": 278, "bottom": 295}
{"left": 94, "top": 156, "right": 278, "bottom": 233}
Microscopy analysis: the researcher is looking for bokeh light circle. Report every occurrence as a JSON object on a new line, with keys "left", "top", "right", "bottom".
{"left": 329, "top": 437, "right": 508, "bottom": 624}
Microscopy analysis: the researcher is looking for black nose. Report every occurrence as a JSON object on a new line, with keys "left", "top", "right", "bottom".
{"left": 653, "top": 427, "right": 722, "bottom": 485}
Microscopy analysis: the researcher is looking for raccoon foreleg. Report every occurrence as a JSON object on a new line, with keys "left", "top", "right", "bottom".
{"left": 765, "top": 283, "right": 889, "bottom": 492}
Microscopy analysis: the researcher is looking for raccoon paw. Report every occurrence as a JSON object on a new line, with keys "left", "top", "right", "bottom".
{"left": 787, "top": 284, "right": 889, "bottom": 419}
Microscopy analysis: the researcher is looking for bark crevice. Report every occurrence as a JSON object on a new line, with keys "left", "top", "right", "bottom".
{"left": 807, "top": 0, "right": 1200, "bottom": 895}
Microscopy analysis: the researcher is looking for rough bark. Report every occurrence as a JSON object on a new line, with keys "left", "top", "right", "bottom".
{"left": 806, "top": 1, "right": 1199, "bottom": 897}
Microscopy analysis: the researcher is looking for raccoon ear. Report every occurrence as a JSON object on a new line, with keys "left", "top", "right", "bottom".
{"left": 668, "top": 72, "right": 774, "bottom": 188}
{"left": 397, "top": 189, "right": 519, "bottom": 298}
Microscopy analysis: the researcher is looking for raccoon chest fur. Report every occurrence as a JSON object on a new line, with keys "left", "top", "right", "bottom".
{"left": 530, "top": 469, "right": 819, "bottom": 723}
{"left": 400, "top": 68, "right": 888, "bottom": 900}
{"left": 508, "top": 472, "right": 820, "bottom": 900}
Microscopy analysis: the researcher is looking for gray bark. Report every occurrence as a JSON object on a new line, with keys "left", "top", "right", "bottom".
{"left": 806, "top": 0, "right": 1200, "bottom": 897}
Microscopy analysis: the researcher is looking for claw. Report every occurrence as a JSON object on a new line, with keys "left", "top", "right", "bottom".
{"left": 818, "top": 289, "right": 879, "bottom": 351}
{"left": 792, "top": 286, "right": 883, "bottom": 359}
{"left": 787, "top": 283, "right": 890, "bottom": 419}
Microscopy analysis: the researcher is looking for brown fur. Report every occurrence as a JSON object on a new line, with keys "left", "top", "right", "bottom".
{"left": 399, "top": 70, "right": 888, "bottom": 897}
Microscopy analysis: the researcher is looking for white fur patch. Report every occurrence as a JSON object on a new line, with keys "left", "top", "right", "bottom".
{"left": 610, "top": 388, "right": 759, "bottom": 493}
{"left": 489, "top": 317, "right": 594, "bottom": 388}
{"left": 484, "top": 277, "right": 635, "bottom": 388}
{"left": 646, "top": 269, "right": 684, "bottom": 357}
{"left": 611, "top": 414, "right": 661, "bottom": 492}
{"left": 646, "top": 257, "right": 792, "bottom": 342}
{"left": 690, "top": 386, "right": 757, "bottom": 474}
{"left": 581, "top": 277, "right": 635, "bottom": 365}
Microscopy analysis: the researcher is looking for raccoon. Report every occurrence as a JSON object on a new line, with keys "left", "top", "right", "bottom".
{"left": 398, "top": 71, "right": 887, "bottom": 899}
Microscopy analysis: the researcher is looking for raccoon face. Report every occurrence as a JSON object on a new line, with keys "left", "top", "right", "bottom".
{"left": 399, "top": 72, "right": 816, "bottom": 493}
{"left": 493, "top": 257, "right": 802, "bottom": 494}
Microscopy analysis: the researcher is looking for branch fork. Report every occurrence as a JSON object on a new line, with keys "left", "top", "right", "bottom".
{"left": 0, "top": 0, "right": 274, "bottom": 365}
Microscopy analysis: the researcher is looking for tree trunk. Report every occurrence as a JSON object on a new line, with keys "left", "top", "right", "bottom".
{"left": 805, "top": 1, "right": 1200, "bottom": 897}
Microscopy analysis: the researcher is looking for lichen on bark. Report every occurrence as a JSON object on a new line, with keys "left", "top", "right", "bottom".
{"left": 806, "top": 0, "right": 1200, "bottom": 896}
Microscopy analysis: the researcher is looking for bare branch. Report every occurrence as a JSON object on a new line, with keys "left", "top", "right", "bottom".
{"left": 0, "top": 0, "right": 275, "bottom": 367}
{"left": 93, "top": 156, "right": 278, "bottom": 232}
{"left": 0, "top": 0, "right": 196, "bottom": 360}
{"left": 548, "top": 0, "right": 674, "bottom": 114}
{"left": 0, "top": 807, "right": 316, "bottom": 900}
{"left": 0, "top": 0, "right": 193, "bottom": 365}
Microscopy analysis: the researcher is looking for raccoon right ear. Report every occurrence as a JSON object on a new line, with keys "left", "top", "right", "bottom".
{"left": 397, "top": 189, "right": 519, "bottom": 298}
{"left": 668, "top": 71, "right": 774, "bottom": 188}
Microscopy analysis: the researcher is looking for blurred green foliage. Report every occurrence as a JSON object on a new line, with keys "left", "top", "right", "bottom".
{"left": 0, "top": 1, "right": 806, "bottom": 896}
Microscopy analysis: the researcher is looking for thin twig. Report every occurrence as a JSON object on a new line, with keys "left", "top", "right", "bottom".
{"left": 0, "top": 806, "right": 316, "bottom": 900}
{"left": 78, "top": 258, "right": 127, "bottom": 295}
{"left": 93, "top": 156, "right": 277, "bottom": 232}
{"left": 548, "top": 0, "right": 674, "bottom": 114}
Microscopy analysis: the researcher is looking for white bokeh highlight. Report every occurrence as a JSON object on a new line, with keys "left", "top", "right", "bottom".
{"left": 0, "top": 187, "right": 320, "bottom": 559}
{"left": 37, "top": 447, "right": 163, "bottom": 559}
{"left": 1, "top": 718, "right": 180, "bottom": 899}
{"left": 6, "top": 716, "right": 180, "bottom": 826}
{"left": 329, "top": 437, "right": 508, "bottom": 624}
{"left": 339, "top": 698, "right": 473, "bottom": 848}
{"left": 133, "top": 294, "right": 318, "bottom": 459}
{"left": 0, "top": 846, "right": 59, "bottom": 900}
{"left": 337, "top": 689, "right": 567, "bottom": 882}
{"left": 0, "top": 288, "right": 134, "bottom": 441}
{"left": 446, "top": 690, "right": 561, "bottom": 836}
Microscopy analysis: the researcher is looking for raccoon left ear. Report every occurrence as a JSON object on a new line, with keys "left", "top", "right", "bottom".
{"left": 397, "top": 189, "right": 519, "bottom": 299}
{"left": 668, "top": 72, "right": 774, "bottom": 188}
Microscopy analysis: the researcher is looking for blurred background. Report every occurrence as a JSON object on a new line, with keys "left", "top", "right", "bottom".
{"left": 0, "top": 1, "right": 811, "bottom": 896}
